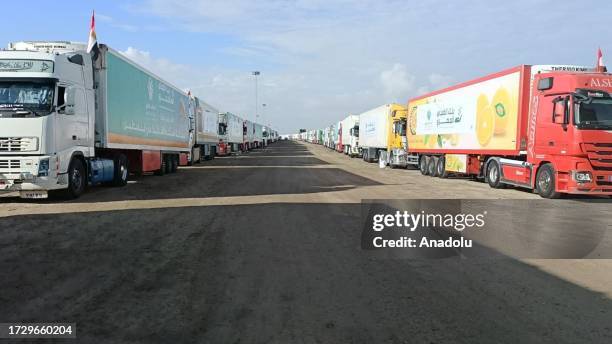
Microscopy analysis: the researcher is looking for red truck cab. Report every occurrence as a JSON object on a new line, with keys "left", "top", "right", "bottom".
{"left": 519, "top": 72, "right": 612, "bottom": 197}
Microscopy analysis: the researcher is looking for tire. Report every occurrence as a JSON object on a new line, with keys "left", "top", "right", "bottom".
{"left": 112, "top": 154, "right": 129, "bottom": 186}
{"left": 437, "top": 156, "right": 448, "bottom": 178}
{"left": 156, "top": 155, "right": 167, "bottom": 176}
{"left": 170, "top": 155, "right": 178, "bottom": 173}
{"left": 536, "top": 163, "right": 561, "bottom": 199}
{"left": 428, "top": 156, "right": 438, "bottom": 177}
{"left": 65, "top": 158, "right": 86, "bottom": 198}
{"left": 419, "top": 155, "right": 428, "bottom": 175}
{"left": 486, "top": 160, "right": 504, "bottom": 188}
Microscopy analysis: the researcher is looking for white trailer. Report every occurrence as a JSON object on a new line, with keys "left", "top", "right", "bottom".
{"left": 340, "top": 114, "right": 360, "bottom": 157}
{"left": 358, "top": 104, "right": 395, "bottom": 162}
{"left": 191, "top": 97, "right": 219, "bottom": 162}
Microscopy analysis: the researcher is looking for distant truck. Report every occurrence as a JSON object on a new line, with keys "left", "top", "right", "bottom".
{"left": 191, "top": 97, "right": 218, "bottom": 162}
{"left": 0, "top": 41, "right": 193, "bottom": 199}
{"left": 217, "top": 112, "right": 244, "bottom": 155}
{"left": 335, "top": 120, "right": 343, "bottom": 152}
{"left": 358, "top": 104, "right": 411, "bottom": 167}
{"left": 340, "top": 115, "right": 360, "bottom": 157}
{"left": 405, "top": 65, "right": 612, "bottom": 198}
{"left": 253, "top": 122, "right": 263, "bottom": 148}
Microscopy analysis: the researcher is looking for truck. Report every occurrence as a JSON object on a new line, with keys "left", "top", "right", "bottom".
{"left": 191, "top": 97, "right": 218, "bottom": 162}
{"left": 340, "top": 114, "right": 360, "bottom": 157}
{"left": 217, "top": 112, "right": 244, "bottom": 155}
{"left": 243, "top": 120, "right": 254, "bottom": 150}
{"left": 335, "top": 120, "right": 343, "bottom": 152}
{"left": 253, "top": 122, "right": 263, "bottom": 148}
{"left": 405, "top": 64, "right": 612, "bottom": 198}
{"left": 358, "top": 104, "right": 411, "bottom": 166}
{"left": 0, "top": 41, "right": 193, "bottom": 199}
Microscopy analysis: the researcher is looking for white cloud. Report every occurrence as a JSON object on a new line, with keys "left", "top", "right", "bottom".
{"left": 121, "top": 0, "right": 610, "bottom": 133}
{"left": 379, "top": 64, "right": 416, "bottom": 102}
{"left": 121, "top": 47, "right": 190, "bottom": 84}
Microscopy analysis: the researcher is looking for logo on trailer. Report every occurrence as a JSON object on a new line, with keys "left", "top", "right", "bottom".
{"left": 147, "top": 78, "right": 154, "bottom": 101}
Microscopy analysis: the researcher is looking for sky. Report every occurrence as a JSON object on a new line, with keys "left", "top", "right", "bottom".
{"left": 1, "top": 0, "right": 611, "bottom": 134}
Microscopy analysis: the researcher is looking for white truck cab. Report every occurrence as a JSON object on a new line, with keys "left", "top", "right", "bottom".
{"left": 0, "top": 41, "right": 95, "bottom": 198}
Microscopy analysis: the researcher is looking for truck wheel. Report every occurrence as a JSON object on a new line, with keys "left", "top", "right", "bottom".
{"left": 171, "top": 155, "right": 178, "bottom": 173}
{"left": 419, "top": 155, "right": 428, "bottom": 175}
{"left": 156, "top": 155, "right": 167, "bottom": 176}
{"left": 437, "top": 156, "right": 448, "bottom": 178}
{"left": 112, "top": 154, "right": 129, "bottom": 186}
{"left": 536, "top": 163, "right": 561, "bottom": 199}
{"left": 486, "top": 160, "right": 504, "bottom": 188}
{"left": 428, "top": 156, "right": 438, "bottom": 177}
{"left": 66, "top": 158, "right": 86, "bottom": 198}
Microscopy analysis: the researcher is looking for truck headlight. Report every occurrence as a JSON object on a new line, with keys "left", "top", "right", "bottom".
{"left": 38, "top": 158, "right": 50, "bottom": 177}
{"left": 572, "top": 171, "right": 592, "bottom": 183}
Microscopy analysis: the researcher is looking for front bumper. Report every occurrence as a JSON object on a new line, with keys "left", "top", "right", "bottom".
{"left": 0, "top": 156, "right": 65, "bottom": 194}
{"left": 565, "top": 173, "right": 612, "bottom": 195}
{"left": 390, "top": 149, "right": 408, "bottom": 167}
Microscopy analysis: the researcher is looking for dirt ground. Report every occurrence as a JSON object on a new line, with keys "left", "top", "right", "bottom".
{"left": 0, "top": 140, "right": 611, "bottom": 343}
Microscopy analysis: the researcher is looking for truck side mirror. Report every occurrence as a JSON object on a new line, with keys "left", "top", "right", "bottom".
{"left": 552, "top": 96, "right": 568, "bottom": 125}
{"left": 64, "top": 87, "right": 76, "bottom": 115}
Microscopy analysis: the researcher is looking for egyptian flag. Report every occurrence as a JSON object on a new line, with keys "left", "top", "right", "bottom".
{"left": 87, "top": 11, "right": 99, "bottom": 55}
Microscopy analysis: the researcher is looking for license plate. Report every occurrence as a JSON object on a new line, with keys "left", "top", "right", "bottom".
{"left": 20, "top": 191, "right": 48, "bottom": 199}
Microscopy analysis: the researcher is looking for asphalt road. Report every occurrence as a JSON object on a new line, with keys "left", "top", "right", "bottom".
{"left": 1, "top": 141, "right": 611, "bottom": 343}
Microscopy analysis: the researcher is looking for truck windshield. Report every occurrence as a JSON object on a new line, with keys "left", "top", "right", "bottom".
{"left": 0, "top": 81, "right": 54, "bottom": 116}
{"left": 394, "top": 119, "right": 407, "bottom": 136}
{"left": 218, "top": 123, "right": 227, "bottom": 135}
{"left": 575, "top": 98, "right": 612, "bottom": 129}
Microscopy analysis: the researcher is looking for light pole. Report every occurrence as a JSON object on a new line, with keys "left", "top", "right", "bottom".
{"left": 261, "top": 103, "right": 266, "bottom": 124}
{"left": 252, "top": 71, "right": 260, "bottom": 122}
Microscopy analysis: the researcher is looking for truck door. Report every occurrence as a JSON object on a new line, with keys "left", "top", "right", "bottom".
{"left": 535, "top": 95, "right": 569, "bottom": 157}
{"left": 55, "top": 84, "right": 89, "bottom": 154}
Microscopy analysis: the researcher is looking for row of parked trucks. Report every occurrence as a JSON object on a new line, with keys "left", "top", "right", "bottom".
{"left": 297, "top": 64, "right": 612, "bottom": 198}
{"left": 0, "top": 41, "right": 278, "bottom": 199}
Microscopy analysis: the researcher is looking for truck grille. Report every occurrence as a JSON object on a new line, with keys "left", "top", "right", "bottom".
{"left": 0, "top": 137, "right": 38, "bottom": 152}
{"left": 584, "top": 143, "right": 612, "bottom": 171}
{"left": 0, "top": 159, "right": 21, "bottom": 171}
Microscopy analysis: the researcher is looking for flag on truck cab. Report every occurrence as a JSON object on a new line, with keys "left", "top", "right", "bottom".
{"left": 597, "top": 48, "right": 606, "bottom": 72}
{"left": 87, "top": 11, "right": 98, "bottom": 54}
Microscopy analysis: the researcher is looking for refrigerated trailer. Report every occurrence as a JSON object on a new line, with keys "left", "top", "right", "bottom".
{"left": 253, "top": 122, "right": 263, "bottom": 148}
{"left": 406, "top": 64, "right": 612, "bottom": 198}
{"left": 0, "top": 41, "right": 192, "bottom": 199}
{"left": 358, "top": 104, "right": 411, "bottom": 166}
{"left": 217, "top": 112, "right": 244, "bottom": 155}
{"left": 191, "top": 97, "right": 218, "bottom": 163}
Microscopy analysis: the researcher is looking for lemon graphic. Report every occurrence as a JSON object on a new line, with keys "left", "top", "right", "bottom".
{"left": 443, "top": 134, "right": 459, "bottom": 146}
{"left": 423, "top": 134, "right": 438, "bottom": 148}
{"left": 476, "top": 94, "right": 495, "bottom": 147}
{"left": 491, "top": 87, "right": 512, "bottom": 135}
